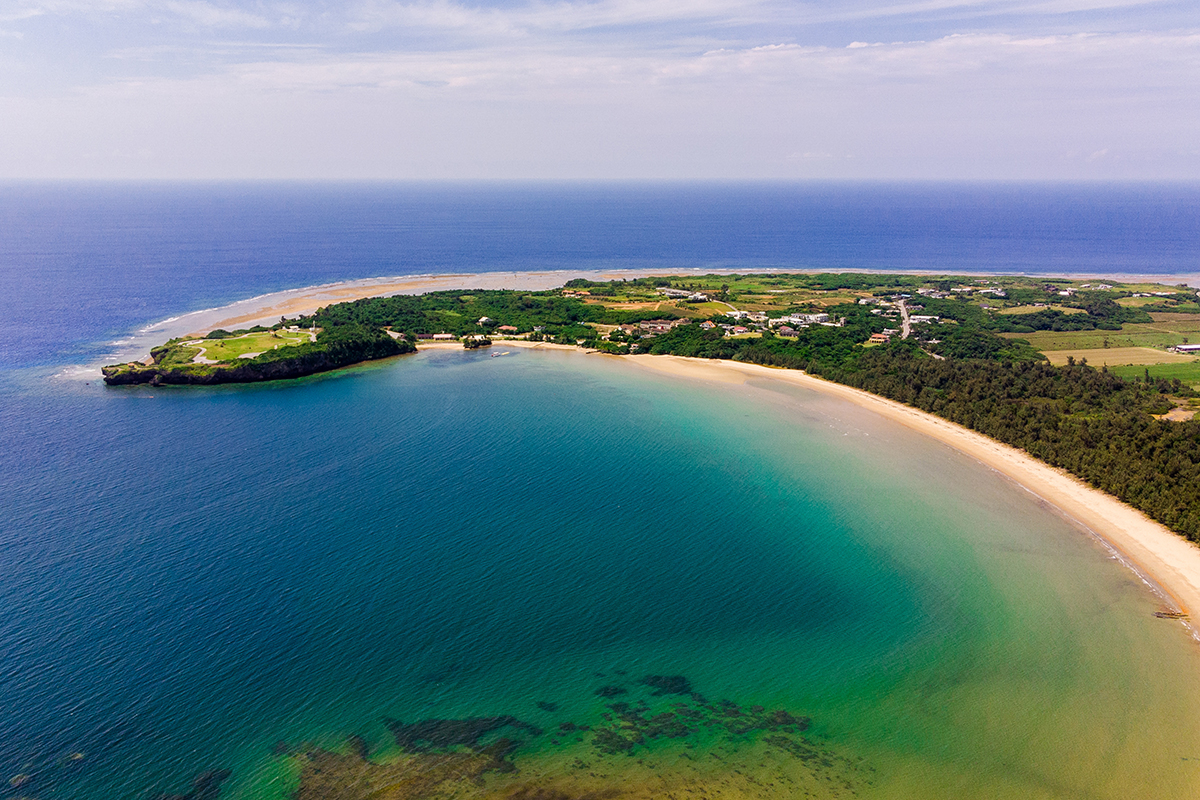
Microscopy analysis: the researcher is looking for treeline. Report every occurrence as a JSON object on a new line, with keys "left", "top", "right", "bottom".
{"left": 308, "top": 290, "right": 678, "bottom": 337}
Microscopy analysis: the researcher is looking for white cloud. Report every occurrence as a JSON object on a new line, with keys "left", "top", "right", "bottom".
{"left": 1, "top": 0, "right": 280, "bottom": 27}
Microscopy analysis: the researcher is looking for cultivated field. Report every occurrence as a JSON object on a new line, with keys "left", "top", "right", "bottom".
{"left": 1040, "top": 347, "right": 1197, "bottom": 367}
{"left": 1006, "top": 321, "right": 1200, "bottom": 352}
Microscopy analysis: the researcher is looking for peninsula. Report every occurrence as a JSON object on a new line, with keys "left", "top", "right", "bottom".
{"left": 102, "top": 323, "right": 412, "bottom": 386}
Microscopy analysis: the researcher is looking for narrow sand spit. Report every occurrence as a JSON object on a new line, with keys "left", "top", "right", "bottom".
{"left": 191, "top": 269, "right": 1200, "bottom": 338}
{"left": 502, "top": 341, "right": 1200, "bottom": 626}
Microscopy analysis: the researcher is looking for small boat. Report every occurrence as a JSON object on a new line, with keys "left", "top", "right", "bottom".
{"left": 1153, "top": 608, "right": 1189, "bottom": 619}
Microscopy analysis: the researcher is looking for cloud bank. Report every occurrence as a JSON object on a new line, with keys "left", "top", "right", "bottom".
{"left": 0, "top": 0, "right": 1196, "bottom": 177}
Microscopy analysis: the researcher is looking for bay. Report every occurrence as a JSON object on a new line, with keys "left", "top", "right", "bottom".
{"left": 3, "top": 348, "right": 1199, "bottom": 799}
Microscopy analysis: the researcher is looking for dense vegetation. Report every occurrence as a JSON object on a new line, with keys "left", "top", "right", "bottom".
{"left": 103, "top": 325, "right": 410, "bottom": 385}
{"left": 311, "top": 290, "right": 679, "bottom": 338}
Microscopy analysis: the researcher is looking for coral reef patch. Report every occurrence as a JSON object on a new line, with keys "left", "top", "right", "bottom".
{"left": 279, "top": 675, "right": 873, "bottom": 800}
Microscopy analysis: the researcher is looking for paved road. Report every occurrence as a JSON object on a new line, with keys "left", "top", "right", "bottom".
{"left": 898, "top": 299, "right": 912, "bottom": 339}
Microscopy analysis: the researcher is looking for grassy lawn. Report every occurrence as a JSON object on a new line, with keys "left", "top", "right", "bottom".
{"left": 181, "top": 330, "right": 311, "bottom": 362}
{"left": 1040, "top": 347, "right": 1196, "bottom": 367}
{"left": 1109, "top": 361, "right": 1200, "bottom": 387}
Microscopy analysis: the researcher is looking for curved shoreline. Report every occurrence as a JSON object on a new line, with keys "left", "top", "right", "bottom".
{"left": 107, "top": 269, "right": 1200, "bottom": 633}
{"left": 501, "top": 341, "right": 1200, "bottom": 630}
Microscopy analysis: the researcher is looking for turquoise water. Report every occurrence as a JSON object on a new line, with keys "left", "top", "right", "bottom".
{"left": 5, "top": 347, "right": 1200, "bottom": 799}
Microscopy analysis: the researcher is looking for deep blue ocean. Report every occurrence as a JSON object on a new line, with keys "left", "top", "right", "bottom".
{"left": 2, "top": 182, "right": 1199, "bottom": 373}
{"left": 3, "top": 183, "right": 1200, "bottom": 800}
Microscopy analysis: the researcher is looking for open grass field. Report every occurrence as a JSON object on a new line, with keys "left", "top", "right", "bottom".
{"left": 1040, "top": 347, "right": 1197, "bottom": 367}
{"left": 182, "top": 330, "right": 312, "bottom": 362}
{"left": 998, "top": 305, "right": 1086, "bottom": 315}
{"left": 1004, "top": 320, "right": 1200, "bottom": 352}
{"left": 1109, "top": 361, "right": 1200, "bottom": 388}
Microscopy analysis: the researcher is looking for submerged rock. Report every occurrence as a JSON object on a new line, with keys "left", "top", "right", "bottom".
{"left": 154, "top": 769, "right": 231, "bottom": 800}
{"left": 638, "top": 676, "right": 692, "bottom": 696}
{"left": 385, "top": 716, "right": 541, "bottom": 752}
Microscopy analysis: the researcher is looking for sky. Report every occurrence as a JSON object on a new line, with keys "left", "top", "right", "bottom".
{"left": 0, "top": 0, "right": 1197, "bottom": 179}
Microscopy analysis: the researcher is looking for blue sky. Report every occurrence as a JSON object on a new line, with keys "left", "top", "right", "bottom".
{"left": 0, "top": 0, "right": 1197, "bottom": 178}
